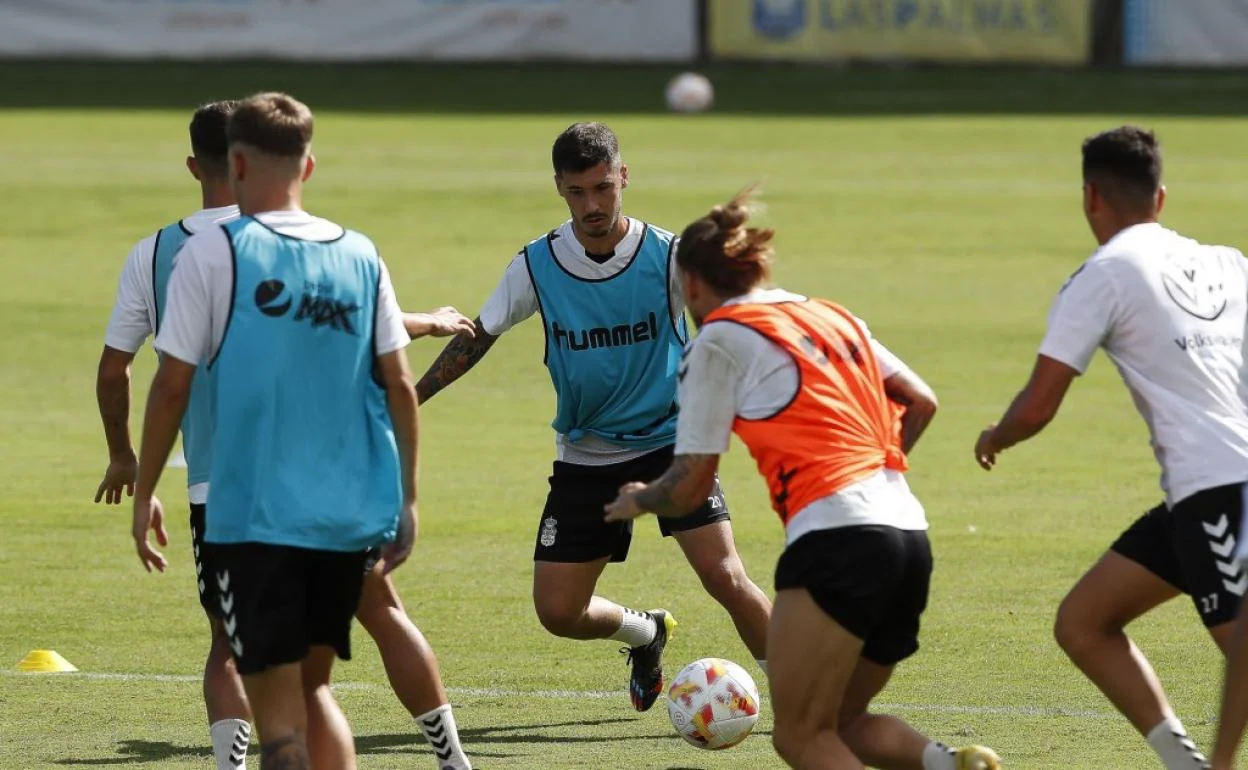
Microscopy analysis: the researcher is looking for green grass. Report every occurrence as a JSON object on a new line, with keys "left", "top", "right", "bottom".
{"left": 2, "top": 63, "right": 1248, "bottom": 769}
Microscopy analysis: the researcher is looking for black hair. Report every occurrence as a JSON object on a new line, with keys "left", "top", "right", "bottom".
{"left": 189, "top": 100, "right": 239, "bottom": 168}
{"left": 1082, "top": 126, "right": 1162, "bottom": 209}
{"left": 551, "top": 122, "right": 620, "bottom": 175}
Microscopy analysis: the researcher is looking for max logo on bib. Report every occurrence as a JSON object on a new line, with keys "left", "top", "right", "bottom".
{"left": 254, "top": 278, "right": 360, "bottom": 335}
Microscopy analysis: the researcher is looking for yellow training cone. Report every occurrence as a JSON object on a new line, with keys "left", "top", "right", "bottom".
{"left": 16, "top": 650, "right": 77, "bottom": 673}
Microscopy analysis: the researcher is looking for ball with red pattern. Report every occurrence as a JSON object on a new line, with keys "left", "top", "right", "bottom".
{"left": 667, "top": 658, "right": 761, "bottom": 750}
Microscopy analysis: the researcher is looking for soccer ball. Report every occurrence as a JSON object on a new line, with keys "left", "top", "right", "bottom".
{"left": 667, "top": 658, "right": 760, "bottom": 750}
{"left": 665, "top": 72, "right": 714, "bottom": 114}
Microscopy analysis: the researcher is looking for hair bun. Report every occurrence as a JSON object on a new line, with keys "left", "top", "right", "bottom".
{"left": 709, "top": 201, "right": 749, "bottom": 233}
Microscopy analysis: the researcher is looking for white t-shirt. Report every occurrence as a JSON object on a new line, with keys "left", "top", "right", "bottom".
{"left": 479, "top": 218, "right": 683, "bottom": 465}
{"left": 1039, "top": 222, "right": 1248, "bottom": 507}
{"left": 104, "top": 205, "right": 239, "bottom": 504}
{"left": 675, "top": 288, "right": 928, "bottom": 544}
{"left": 104, "top": 205, "right": 240, "bottom": 354}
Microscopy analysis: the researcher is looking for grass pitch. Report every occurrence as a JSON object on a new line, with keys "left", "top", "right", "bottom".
{"left": 2, "top": 62, "right": 1247, "bottom": 768}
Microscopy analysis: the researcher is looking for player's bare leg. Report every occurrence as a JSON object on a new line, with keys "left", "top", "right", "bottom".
{"left": 300, "top": 645, "right": 356, "bottom": 770}
{"left": 205, "top": 616, "right": 252, "bottom": 769}
{"left": 240, "top": 662, "right": 311, "bottom": 770}
{"left": 532, "top": 557, "right": 620, "bottom": 638}
{"left": 356, "top": 563, "right": 472, "bottom": 769}
{"left": 1056, "top": 551, "right": 1208, "bottom": 768}
{"left": 533, "top": 558, "right": 674, "bottom": 711}
{"left": 672, "top": 521, "right": 771, "bottom": 662}
{"left": 839, "top": 659, "right": 998, "bottom": 769}
{"left": 768, "top": 587, "right": 864, "bottom": 770}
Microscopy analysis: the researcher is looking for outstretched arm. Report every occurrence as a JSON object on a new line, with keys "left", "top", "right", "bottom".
{"left": 975, "top": 355, "right": 1079, "bottom": 470}
{"left": 883, "top": 368, "right": 938, "bottom": 454}
{"left": 604, "top": 454, "right": 720, "bottom": 521}
{"left": 414, "top": 317, "right": 498, "bottom": 404}
{"left": 404, "top": 306, "right": 477, "bottom": 340}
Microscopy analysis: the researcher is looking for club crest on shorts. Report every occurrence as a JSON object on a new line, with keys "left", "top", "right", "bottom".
{"left": 540, "top": 516, "right": 558, "bottom": 547}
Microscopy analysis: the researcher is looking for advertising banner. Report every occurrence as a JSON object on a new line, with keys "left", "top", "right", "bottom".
{"left": 709, "top": 0, "right": 1093, "bottom": 64}
{"left": 1124, "top": 0, "right": 1248, "bottom": 66}
{"left": 0, "top": 0, "right": 697, "bottom": 61}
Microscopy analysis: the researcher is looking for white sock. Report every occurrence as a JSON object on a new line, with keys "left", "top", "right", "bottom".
{"left": 1147, "top": 718, "right": 1210, "bottom": 769}
{"left": 417, "top": 703, "right": 472, "bottom": 770}
{"left": 209, "top": 719, "right": 250, "bottom": 770}
{"left": 755, "top": 659, "right": 768, "bottom": 676}
{"left": 608, "top": 608, "right": 657, "bottom": 648}
{"left": 921, "top": 740, "right": 957, "bottom": 770}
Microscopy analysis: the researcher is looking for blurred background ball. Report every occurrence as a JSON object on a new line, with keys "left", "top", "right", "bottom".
{"left": 665, "top": 72, "right": 714, "bottom": 113}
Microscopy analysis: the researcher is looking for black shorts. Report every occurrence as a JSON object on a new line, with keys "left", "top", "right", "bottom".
{"left": 534, "top": 445, "right": 731, "bottom": 564}
{"left": 189, "top": 504, "right": 221, "bottom": 618}
{"left": 1111, "top": 482, "right": 1247, "bottom": 627}
{"left": 775, "top": 526, "right": 932, "bottom": 666}
{"left": 202, "top": 542, "right": 370, "bottom": 676}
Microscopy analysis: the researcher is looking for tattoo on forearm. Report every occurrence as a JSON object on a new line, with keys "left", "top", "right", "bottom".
{"left": 636, "top": 455, "right": 699, "bottom": 517}
{"left": 415, "top": 318, "right": 497, "bottom": 403}
{"left": 261, "top": 734, "right": 309, "bottom": 770}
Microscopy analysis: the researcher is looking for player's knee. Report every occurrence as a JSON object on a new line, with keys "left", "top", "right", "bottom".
{"left": 696, "top": 558, "right": 747, "bottom": 604}
{"left": 533, "top": 593, "right": 588, "bottom": 638}
{"left": 1054, "top": 594, "right": 1105, "bottom": 656}
{"left": 355, "top": 595, "right": 401, "bottom": 634}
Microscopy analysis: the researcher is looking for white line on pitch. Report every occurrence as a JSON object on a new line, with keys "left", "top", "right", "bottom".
{"left": 2, "top": 670, "right": 1135, "bottom": 718}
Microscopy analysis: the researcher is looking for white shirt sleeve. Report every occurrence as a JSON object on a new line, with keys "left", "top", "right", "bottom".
{"left": 1038, "top": 260, "right": 1118, "bottom": 374}
{"left": 478, "top": 253, "right": 539, "bottom": 336}
{"left": 851, "top": 314, "right": 907, "bottom": 379}
{"left": 668, "top": 238, "right": 687, "bottom": 335}
{"left": 872, "top": 339, "right": 906, "bottom": 380}
{"left": 103, "top": 235, "right": 157, "bottom": 353}
{"left": 154, "top": 229, "right": 230, "bottom": 366}
{"left": 674, "top": 333, "right": 743, "bottom": 456}
{"left": 374, "top": 258, "right": 410, "bottom": 356}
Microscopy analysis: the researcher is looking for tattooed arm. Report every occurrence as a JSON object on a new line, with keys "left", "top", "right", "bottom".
{"left": 604, "top": 454, "right": 720, "bottom": 521}
{"left": 883, "top": 368, "right": 939, "bottom": 454}
{"left": 414, "top": 317, "right": 499, "bottom": 404}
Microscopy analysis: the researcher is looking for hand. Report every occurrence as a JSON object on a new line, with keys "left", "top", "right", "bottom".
{"left": 604, "top": 482, "right": 649, "bottom": 522}
{"left": 410, "top": 307, "right": 476, "bottom": 339}
{"left": 975, "top": 425, "right": 1001, "bottom": 470}
{"left": 132, "top": 494, "right": 169, "bottom": 573}
{"left": 380, "top": 501, "right": 418, "bottom": 575}
{"left": 95, "top": 452, "right": 137, "bottom": 505}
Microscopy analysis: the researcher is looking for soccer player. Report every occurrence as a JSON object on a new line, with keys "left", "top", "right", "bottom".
{"left": 95, "top": 99, "right": 251, "bottom": 770}
{"left": 416, "top": 122, "right": 772, "bottom": 710}
{"left": 975, "top": 126, "right": 1248, "bottom": 770}
{"left": 605, "top": 188, "right": 1001, "bottom": 770}
{"left": 1213, "top": 540, "right": 1248, "bottom": 769}
{"left": 131, "top": 91, "right": 411, "bottom": 769}
{"left": 97, "top": 100, "right": 474, "bottom": 770}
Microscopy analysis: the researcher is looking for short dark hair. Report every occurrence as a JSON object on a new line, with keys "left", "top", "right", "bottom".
{"left": 552, "top": 122, "right": 620, "bottom": 175}
{"left": 1082, "top": 126, "right": 1162, "bottom": 209}
{"left": 189, "top": 100, "right": 238, "bottom": 170}
{"left": 227, "top": 92, "right": 314, "bottom": 157}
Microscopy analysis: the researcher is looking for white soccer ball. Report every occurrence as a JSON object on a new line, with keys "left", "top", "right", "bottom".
{"left": 665, "top": 72, "right": 714, "bottom": 114}
{"left": 667, "top": 658, "right": 760, "bottom": 750}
